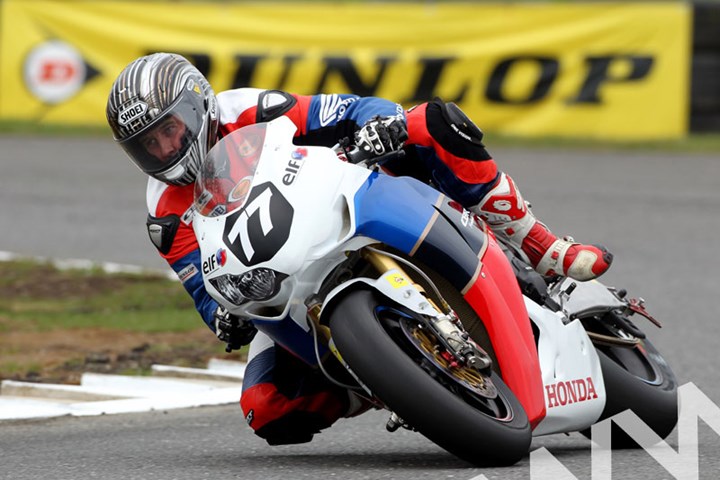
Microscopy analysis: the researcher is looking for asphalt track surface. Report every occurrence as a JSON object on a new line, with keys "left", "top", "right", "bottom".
{"left": 2, "top": 136, "right": 720, "bottom": 479}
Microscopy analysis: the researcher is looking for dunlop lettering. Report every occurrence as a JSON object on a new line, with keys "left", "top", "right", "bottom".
{"left": 567, "top": 55, "right": 654, "bottom": 104}
{"left": 486, "top": 56, "right": 559, "bottom": 104}
{"left": 158, "top": 51, "right": 657, "bottom": 107}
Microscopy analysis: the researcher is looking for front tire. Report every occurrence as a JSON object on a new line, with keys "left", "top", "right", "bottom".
{"left": 328, "top": 289, "right": 531, "bottom": 466}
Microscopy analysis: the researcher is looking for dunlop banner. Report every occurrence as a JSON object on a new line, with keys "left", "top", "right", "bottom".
{"left": 0, "top": 1, "right": 690, "bottom": 139}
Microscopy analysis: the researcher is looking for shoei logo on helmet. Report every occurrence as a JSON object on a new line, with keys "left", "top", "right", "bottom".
{"left": 118, "top": 101, "right": 148, "bottom": 126}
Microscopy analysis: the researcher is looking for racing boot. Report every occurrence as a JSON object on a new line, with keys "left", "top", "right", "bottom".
{"left": 471, "top": 172, "right": 612, "bottom": 281}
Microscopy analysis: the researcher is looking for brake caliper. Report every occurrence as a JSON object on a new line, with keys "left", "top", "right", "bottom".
{"left": 428, "top": 312, "right": 492, "bottom": 372}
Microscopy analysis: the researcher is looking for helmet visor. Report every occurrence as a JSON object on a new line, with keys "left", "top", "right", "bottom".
{"left": 118, "top": 86, "right": 205, "bottom": 175}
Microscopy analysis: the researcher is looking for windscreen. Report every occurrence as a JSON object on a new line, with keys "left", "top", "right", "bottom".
{"left": 193, "top": 123, "right": 268, "bottom": 217}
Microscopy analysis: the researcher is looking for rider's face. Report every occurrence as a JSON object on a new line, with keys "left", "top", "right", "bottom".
{"left": 140, "top": 116, "right": 187, "bottom": 162}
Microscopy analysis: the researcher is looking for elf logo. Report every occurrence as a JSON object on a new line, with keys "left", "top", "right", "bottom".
{"left": 545, "top": 377, "right": 599, "bottom": 408}
{"left": 202, "top": 248, "right": 227, "bottom": 274}
{"left": 283, "top": 148, "right": 307, "bottom": 185}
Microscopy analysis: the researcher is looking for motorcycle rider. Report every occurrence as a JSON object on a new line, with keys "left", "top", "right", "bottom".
{"left": 106, "top": 52, "right": 612, "bottom": 445}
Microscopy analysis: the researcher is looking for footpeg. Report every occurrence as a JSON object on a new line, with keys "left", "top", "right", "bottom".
{"left": 386, "top": 412, "right": 411, "bottom": 432}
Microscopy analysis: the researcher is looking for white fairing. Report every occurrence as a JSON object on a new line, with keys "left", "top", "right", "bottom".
{"left": 527, "top": 298, "right": 607, "bottom": 436}
{"left": 193, "top": 116, "right": 373, "bottom": 326}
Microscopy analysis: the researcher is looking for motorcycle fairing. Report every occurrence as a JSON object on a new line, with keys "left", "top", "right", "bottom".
{"left": 194, "top": 118, "right": 375, "bottom": 364}
{"left": 196, "top": 117, "right": 540, "bottom": 427}
{"left": 525, "top": 298, "right": 606, "bottom": 436}
{"left": 463, "top": 236, "right": 546, "bottom": 428}
{"left": 354, "top": 174, "right": 485, "bottom": 292}
{"left": 353, "top": 173, "right": 442, "bottom": 255}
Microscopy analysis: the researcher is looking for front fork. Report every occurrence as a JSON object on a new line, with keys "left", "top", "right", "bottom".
{"left": 361, "top": 248, "right": 450, "bottom": 314}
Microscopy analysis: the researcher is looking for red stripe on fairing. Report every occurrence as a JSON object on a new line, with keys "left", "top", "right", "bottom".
{"left": 240, "top": 382, "right": 346, "bottom": 432}
{"left": 463, "top": 235, "right": 546, "bottom": 429}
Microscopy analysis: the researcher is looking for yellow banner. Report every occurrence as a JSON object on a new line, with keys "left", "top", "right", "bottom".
{"left": 0, "top": 1, "right": 690, "bottom": 139}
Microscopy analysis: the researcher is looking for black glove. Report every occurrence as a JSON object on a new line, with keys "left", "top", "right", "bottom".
{"left": 354, "top": 115, "right": 408, "bottom": 160}
{"left": 213, "top": 305, "right": 257, "bottom": 352}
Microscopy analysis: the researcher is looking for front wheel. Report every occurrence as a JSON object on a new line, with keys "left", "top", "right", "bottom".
{"left": 328, "top": 289, "right": 531, "bottom": 466}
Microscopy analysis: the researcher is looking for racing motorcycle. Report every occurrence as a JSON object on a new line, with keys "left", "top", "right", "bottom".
{"left": 192, "top": 116, "right": 678, "bottom": 466}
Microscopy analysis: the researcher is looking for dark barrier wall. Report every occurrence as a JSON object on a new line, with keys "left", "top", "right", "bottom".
{"left": 692, "top": 2, "right": 720, "bottom": 132}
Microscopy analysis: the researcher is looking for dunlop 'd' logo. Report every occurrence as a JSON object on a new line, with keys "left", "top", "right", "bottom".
{"left": 118, "top": 101, "right": 148, "bottom": 126}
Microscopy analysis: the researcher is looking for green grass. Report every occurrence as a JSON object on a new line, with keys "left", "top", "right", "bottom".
{"left": 0, "top": 258, "right": 249, "bottom": 382}
{"left": 0, "top": 259, "right": 199, "bottom": 333}
{"left": 0, "top": 361, "right": 41, "bottom": 376}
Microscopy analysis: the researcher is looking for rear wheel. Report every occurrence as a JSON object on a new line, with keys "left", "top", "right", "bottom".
{"left": 328, "top": 289, "right": 531, "bottom": 466}
{"left": 580, "top": 312, "right": 678, "bottom": 447}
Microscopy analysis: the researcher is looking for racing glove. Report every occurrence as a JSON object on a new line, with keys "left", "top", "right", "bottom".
{"left": 354, "top": 115, "right": 408, "bottom": 159}
{"left": 213, "top": 305, "right": 257, "bottom": 351}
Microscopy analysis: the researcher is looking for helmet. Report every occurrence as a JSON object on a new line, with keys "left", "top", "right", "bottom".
{"left": 106, "top": 53, "right": 218, "bottom": 186}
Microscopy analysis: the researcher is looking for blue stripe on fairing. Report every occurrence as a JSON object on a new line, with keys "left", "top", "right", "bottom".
{"left": 354, "top": 172, "right": 441, "bottom": 253}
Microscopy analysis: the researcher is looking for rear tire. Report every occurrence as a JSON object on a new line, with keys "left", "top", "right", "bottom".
{"left": 328, "top": 289, "right": 531, "bottom": 466}
{"left": 581, "top": 338, "right": 678, "bottom": 448}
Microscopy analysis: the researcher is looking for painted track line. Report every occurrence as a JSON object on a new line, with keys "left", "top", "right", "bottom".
{"left": 0, "top": 360, "right": 247, "bottom": 422}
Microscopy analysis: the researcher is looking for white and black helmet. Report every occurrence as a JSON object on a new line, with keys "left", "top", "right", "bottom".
{"left": 106, "top": 53, "right": 218, "bottom": 186}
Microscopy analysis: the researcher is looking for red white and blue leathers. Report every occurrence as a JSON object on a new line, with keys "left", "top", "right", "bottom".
{"left": 145, "top": 88, "right": 499, "bottom": 444}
